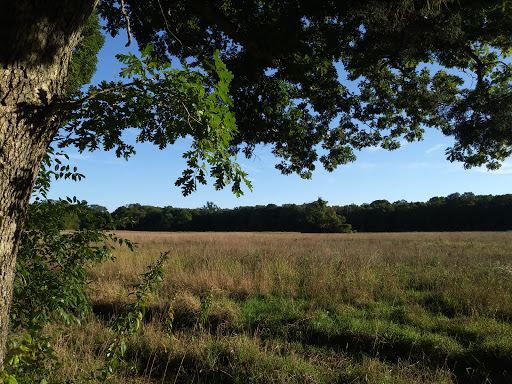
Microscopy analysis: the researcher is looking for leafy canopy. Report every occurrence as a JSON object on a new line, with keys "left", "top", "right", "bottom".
{"left": 58, "top": 43, "right": 250, "bottom": 196}
{"left": 94, "top": 0, "right": 512, "bottom": 180}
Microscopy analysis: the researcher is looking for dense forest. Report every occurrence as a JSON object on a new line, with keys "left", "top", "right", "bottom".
{"left": 51, "top": 193, "right": 512, "bottom": 233}
{"left": 74, "top": 198, "right": 352, "bottom": 233}
{"left": 338, "top": 193, "right": 512, "bottom": 232}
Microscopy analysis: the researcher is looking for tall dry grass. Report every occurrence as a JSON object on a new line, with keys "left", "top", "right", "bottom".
{"left": 50, "top": 231, "right": 512, "bottom": 383}
{"left": 91, "top": 231, "right": 512, "bottom": 315}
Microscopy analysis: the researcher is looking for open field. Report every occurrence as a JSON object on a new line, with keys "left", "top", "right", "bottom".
{"left": 51, "top": 231, "right": 512, "bottom": 383}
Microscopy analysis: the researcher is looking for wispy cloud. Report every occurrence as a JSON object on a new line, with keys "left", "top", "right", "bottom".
{"left": 240, "top": 162, "right": 263, "bottom": 174}
{"left": 425, "top": 143, "right": 444, "bottom": 154}
{"left": 475, "top": 161, "right": 512, "bottom": 175}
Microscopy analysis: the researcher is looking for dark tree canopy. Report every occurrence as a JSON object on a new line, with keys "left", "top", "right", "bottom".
{"left": 338, "top": 193, "right": 512, "bottom": 232}
{"left": 96, "top": 0, "right": 512, "bottom": 179}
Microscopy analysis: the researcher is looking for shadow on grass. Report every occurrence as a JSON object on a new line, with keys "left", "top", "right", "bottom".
{"left": 92, "top": 299, "right": 512, "bottom": 384}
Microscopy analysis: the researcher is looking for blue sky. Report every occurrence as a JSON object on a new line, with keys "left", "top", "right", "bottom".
{"left": 47, "top": 33, "right": 512, "bottom": 212}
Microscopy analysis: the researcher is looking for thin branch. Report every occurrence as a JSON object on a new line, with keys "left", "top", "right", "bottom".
{"left": 120, "top": 0, "right": 132, "bottom": 47}
{"left": 181, "top": 101, "right": 202, "bottom": 128}
{"left": 49, "top": 81, "right": 139, "bottom": 113}
{"left": 157, "top": 0, "right": 182, "bottom": 45}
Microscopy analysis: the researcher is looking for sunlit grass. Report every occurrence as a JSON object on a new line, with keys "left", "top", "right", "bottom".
{"left": 52, "top": 231, "right": 512, "bottom": 383}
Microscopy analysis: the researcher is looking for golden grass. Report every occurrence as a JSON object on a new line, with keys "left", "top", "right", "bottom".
{"left": 91, "top": 231, "right": 512, "bottom": 312}
{"left": 53, "top": 231, "right": 512, "bottom": 383}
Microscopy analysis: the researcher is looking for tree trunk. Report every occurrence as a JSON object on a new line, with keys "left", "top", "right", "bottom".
{"left": 0, "top": 0, "right": 96, "bottom": 368}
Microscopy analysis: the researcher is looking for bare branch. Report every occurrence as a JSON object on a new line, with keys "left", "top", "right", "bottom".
{"left": 157, "top": 0, "right": 182, "bottom": 45}
{"left": 120, "top": 0, "right": 132, "bottom": 47}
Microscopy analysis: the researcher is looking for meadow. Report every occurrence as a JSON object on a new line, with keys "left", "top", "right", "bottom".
{"left": 51, "top": 231, "right": 512, "bottom": 383}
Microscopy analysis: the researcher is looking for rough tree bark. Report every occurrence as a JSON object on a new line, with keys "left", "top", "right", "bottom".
{"left": 0, "top": 0, "right": 96, "bottom": 368}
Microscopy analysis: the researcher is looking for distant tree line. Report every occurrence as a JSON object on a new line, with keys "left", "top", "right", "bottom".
{"left": 108, "top": 198, "right": 351, "bottom": 233}
{"left": 337, "top": 193, "right": 512, "bottom": 232}
{"left": 48, "top": 198, "right": 351, "bottom": 233}
{"left": 51, "top": 193, "right": 512, "bottom": 233}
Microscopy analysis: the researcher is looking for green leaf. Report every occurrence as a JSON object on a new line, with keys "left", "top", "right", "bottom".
{"left": 4, "top": 376, "right": 19, "bottom": 384}
{"left": 141, "top": 43, "right": 154, "bottom": 58}
{"left": 119, "top": 340, "right": 127, "bottom": 356}
{"left": 23, "top": 333, "right": 32, "bottom": 344}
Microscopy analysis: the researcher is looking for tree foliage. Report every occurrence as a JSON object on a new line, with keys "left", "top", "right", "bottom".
{"left": 108, "top": 200, "right": 353, "bottom": 233}
{"left": 339, "top": 193, "right": 512, "bottom": 232}
{"left": 86, "top": 193, "right": 512, "bottom": 233}
{"left": 304, "top": 198, "right": 351, "bottom": 233}
{"left": 5, "top": 157, "right": 135, "bottom": 382}
{"left": 58, "top": 44, "right": 250, "bottom": 196}
{"left": 65, "top": 10, "right": 105, "bottom": 97}
{"left": 96, "top": 0, "right": 512, "bottom": 177}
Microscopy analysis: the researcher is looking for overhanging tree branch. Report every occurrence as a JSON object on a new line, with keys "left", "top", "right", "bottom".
{"left": 51, "top": 81, "right": 140, "bottom": 113}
